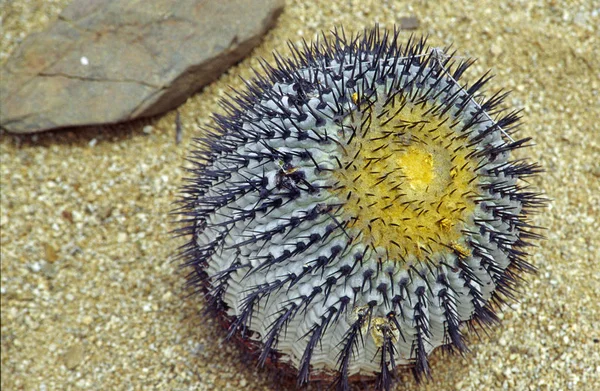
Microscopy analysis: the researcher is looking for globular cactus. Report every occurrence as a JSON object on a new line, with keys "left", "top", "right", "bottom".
{"left": 176, "top": 26, "right": 546, "bottom": 391}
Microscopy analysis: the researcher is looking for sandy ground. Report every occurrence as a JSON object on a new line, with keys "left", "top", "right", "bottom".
{"left": 1, "top": 0, "right": 599, "bottom": 390}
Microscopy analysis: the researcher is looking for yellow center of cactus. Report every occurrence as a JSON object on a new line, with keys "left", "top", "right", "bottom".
{"left": 333, "top": 94, "right": 479, "bottom": 263}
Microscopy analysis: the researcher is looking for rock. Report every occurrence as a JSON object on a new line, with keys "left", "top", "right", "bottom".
{"left": 0, "top": 0, "right": 284, "bottom": 134}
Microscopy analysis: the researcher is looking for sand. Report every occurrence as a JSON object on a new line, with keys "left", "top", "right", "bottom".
{"left": 1, "top": 0, "right": 599, "bottom": 390}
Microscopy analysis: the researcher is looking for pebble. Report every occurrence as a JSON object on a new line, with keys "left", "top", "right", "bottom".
{"left": 29, "top": 262, "right": 42, "bottom": 273}
{"left": 399, "top": 16, "right": 420, "bottom": 30}
{"left": 491, "top": 43, "right": 503, "bottom": 56}
{"left": 64, "top": 343, "right": 84, "bottom": 370}
{"left": 44, "top": 243, "right": 58, "bottom": 263}
{"left": 40, "top": 262, "right": 58, "bottom": 279}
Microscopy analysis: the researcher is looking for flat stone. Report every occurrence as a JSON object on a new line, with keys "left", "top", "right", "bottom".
{"left": 0, "top": 0, "right": 284, "bottom": 134}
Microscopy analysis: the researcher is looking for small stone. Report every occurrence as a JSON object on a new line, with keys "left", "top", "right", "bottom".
{"left": 44, "top": 243, "right": 59, "bottom": 263}
{"left": 491, "top": 44, "right": 503, "bottom": 56}
{"left": 62, "top": 210, "right": 74, "bottom": 223}
{"left": 142, "top": 125, "right": 153, "bottom": 134}
{"left": 41, "top": 262, "right": 58, "bottom": 279}
{"left": 117, "top": 232, "right": 128, "bottom": 243}
{"left": 399, "top": 16, "right": 420, "bottom": 30}
{"left": 573, "top": 12, "right": 587, "bottom": 25}
{"left": 64, "top": 343, "right": 84, "bottom": 369}
{"left": 98, "top": 206, "right": 113, "bottom": 220}
{"left": 136, "top": 330, "right": 147, "bottom": 339}
{"left": 82, "top": 316, "right": 93, "bottom": 326}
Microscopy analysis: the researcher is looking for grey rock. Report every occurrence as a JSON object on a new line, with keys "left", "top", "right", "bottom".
{"left": 0, "top": 0, "right": 284, "bottom": 134}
